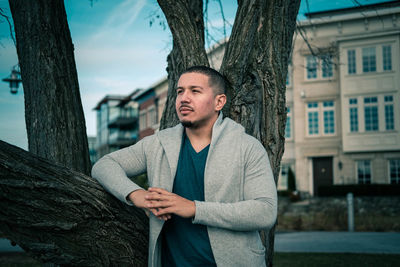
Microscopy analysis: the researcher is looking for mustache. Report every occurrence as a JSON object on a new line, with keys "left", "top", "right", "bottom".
{"left": 179, "top": 104, "right": 194, "bottom": 110}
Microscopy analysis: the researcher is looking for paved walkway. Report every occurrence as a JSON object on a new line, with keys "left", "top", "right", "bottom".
{"left": 275, "top": 231, "right": 400, "bottom": 254}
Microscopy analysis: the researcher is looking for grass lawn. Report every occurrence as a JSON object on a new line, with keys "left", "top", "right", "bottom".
{"left": 274, "top": 252, "right": 400, "bottom": 267}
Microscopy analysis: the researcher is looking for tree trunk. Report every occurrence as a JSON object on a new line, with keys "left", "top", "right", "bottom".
{"left": 158, "top": 0, "right": 209, "bottom": 129}
{"left": 2, "top": 0, "right": 300, "bottom": 265}
{"left": 9, "top": 0, "right": 91, "bottom": 175}
{"left": 0, "top": 140, "right": 148, "bottom": 266}
{"left": 159, "top": 0, "right": 300, "bottom": 265}
{"left": 221, "top": 1, "right": 300, "bottom": 264}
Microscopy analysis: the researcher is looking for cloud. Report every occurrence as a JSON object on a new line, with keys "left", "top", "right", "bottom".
{"left": 88, "top": 0, "right": 146, "bottom": 43}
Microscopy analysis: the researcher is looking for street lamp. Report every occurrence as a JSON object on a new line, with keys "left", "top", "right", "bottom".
{"left": 2, "top": 65, "right": 22, "bottom": 94}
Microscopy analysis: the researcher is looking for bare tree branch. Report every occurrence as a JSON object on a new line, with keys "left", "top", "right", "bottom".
{"left": 0, "top": 7, "right": 16, "bottom": 46}
{"left": 0, "top": 140, "right": 148, "bottom": 266}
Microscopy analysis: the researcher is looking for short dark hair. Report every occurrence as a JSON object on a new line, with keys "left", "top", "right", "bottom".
{"left": 180, "top": 66, "right": 226, "bottom": 95}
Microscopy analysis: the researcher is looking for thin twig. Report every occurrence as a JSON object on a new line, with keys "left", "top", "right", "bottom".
{"left": 0, "top": 7, "right": 16, "bottom": 46}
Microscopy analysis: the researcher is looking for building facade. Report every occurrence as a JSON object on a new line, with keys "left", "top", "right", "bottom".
{"left": 93, "top": 92, "right": 140, "bottom": 159}
{"left": 279, "top": 1, "right": 400, "bottom": 196}
{"left": 92, "top": 2, "right": 400, "bottom": 196}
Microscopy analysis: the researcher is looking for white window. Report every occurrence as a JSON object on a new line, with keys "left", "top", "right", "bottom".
{"left": 323, "top": 101, "right": 335, "bottom": 134}
{"left": 306, "top": 101, "right": 335, "bottom": 136}
{"left": 357, "top": 160, "right": 371, "bottom": 184}
{"left": 321, "top": 55, "right": 333, "bottom": 78}
{"left": 147, "top": 106, "right": 157, "bottom": 127}
{"left": 349, "top": 98, "right": 358, "bottom": 132}
{"left": 306, "top": 54, "right": 333, "bottom": 80}
{"left": 384, "top": 95, "right": 394, "bottom": 131}
{"left": 390, "top": 159, "right": 400, "bottom": 184}
{"left": 307, "top": 102, "right": 319, "bottom": 135}
{"left": 285, "top": 107, "right": 292, "bottom": 139}
{"left": 348, "top": 95, "right": 396, "bottom": 133}
{"left": 347, "top": 49, "right": 356, "bottom": 74}
{"left": 362, "top": 47, "right": 376, "bottom": 73}
{"left": 306, "top": 56, "right": 317, "bottom": 79}
{"left": 139, "top": 111, "right": 147, "bottom": 131}
{"left": 382, "top": 45, "right": 392, "bottom": 71}
{"left": 364, "top": 97, "right": 378, "bottom": 131}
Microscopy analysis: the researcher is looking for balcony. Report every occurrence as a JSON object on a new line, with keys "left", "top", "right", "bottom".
{"left": 108, "top": 130, "right": 138, "bottom": 147}
{"left": 108, "top": 107, "right": 138, "bottom": 129}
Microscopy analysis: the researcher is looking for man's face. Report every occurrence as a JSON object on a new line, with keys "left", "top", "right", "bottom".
{"left": 175, "top": 72, "right": 224, "bottom": 128}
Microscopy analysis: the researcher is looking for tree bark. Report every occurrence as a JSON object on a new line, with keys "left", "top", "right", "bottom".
{"left": 0, "top": 140, "right": 148, "bottom": 266}
{"left": 158, "top": 0, "right": 209, "bottom": 129}
{"left": 2, "top": 0, "right": 300, "bottom": 265}
{"left": 9, "top": 0, "right": 91, "bottom": 175}
{"left": 159, "top": 0, "right": 300, "bottom": 265}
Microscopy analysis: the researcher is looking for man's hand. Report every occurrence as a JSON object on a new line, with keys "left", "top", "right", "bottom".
{"left": 128, "top": 189, "right": 171, "bottom": 221}
{"left": 146, "top": 187, "right": 196, "bottom": 218}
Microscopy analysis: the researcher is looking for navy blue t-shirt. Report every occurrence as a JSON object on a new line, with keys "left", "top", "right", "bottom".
{"left": 161, "top": 132, "right": 216, "bottom": 267}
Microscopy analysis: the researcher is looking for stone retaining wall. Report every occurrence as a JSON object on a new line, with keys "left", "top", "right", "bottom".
{"left": 277, "top": 196, "right": 400, "bottom": 231}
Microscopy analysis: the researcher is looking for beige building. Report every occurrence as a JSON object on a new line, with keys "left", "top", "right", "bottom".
{"left": 279, "top": 1, "right": 400, "bottom": 196}
{"left": 93, "top": 2, "right": 400, "bottom": 196}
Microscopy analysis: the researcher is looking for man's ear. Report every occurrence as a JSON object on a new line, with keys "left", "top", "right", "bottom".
{"left": 215, "top": 94, "right": 227, "bottom": 111}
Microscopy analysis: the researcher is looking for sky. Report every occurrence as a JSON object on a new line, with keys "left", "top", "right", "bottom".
{"left": 0, "top": 0, "right": 391, "bottom": 150}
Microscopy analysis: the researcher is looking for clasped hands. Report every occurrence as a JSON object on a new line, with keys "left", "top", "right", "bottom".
{"left": 128, "top": 187, "right": 196, "bottom": 221}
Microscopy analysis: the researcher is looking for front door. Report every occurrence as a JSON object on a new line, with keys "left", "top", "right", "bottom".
{"left": 312, "top": 157, "right": 333, "bottom": 196}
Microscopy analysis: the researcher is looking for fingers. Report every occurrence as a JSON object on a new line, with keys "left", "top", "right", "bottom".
{"left": 145, "top": 192, "right": 170, "bottom": 201}
{"left": 147, "top": 207, "right": 171, "bottom": 221}
{"left": 146, "top": 200, "right": 171, "bottom": 209}
{"left": 156, "top": 208, "right": 173, "bottom": 217}
{"left": 148, "top": 187, "right": 174, "bottom": 195}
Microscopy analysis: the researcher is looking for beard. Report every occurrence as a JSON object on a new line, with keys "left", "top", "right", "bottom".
{"left": 180, "top": 117, "right": 206, "bottom": 129}
{"left": 181, "top": 120, "right": 197, "bottom": 129}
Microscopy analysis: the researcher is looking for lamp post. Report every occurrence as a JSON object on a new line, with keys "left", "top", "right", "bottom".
{"left": 2, "top": 65, "right": 22, "bottom": 94}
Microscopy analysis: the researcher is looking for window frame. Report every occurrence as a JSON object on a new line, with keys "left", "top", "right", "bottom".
{"left": 357, "top": 160, "right": 372, "bottom": 184}
{"left": 147, "top": 106, "right": 157, "bottom": 128}
{"left": 306, "top": 55, "right": 318, "bottom": 80}
{"left": 349, "top": 98, "right": 359, "bottom": 133}
{"left": 305, "top": 54, "right": 334, "bottom": 81}
{"left": 139, "top": 110, "right": 147, "bottom": 131}
{"left": 306, "top": 102, "right": 319, "bottom": 136}
{"left": 382, "top": 45, "right": 392, "bottom": 72}
{"left": 384, "top": 95, "right": 394, "bottom": 131}
{"left": 364, "top": 96, "right": 379, "bottom": 132}
{"left": 389, "top": 159, "right": 400, "bottom": 184}
{"left": 306, "top": 101, "right": 336, "bottom": 137}
{"left": 362, "top": 47, "right": 377, "bottom": 73}
{"left": 347, "top": 49, "right": 357, "bottom": 75}
{"left": 322, "top": 101, "right": 336, "bottom": 135}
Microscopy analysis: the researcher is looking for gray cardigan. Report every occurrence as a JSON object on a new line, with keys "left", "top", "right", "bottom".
{"left": 92, "top": 113, "right": 277, "bottom": 267}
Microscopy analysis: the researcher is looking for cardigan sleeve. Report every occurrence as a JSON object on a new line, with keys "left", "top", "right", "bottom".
{"left": 192, "top": 137, "right": 277, "bottom": 231}
{"left": 91, "top": 137, "right": 149, "bottom": 206}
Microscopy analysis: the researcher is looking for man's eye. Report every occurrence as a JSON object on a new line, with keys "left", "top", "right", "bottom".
{"left": 177, "top": 90, "right": 183, "bottom": 94}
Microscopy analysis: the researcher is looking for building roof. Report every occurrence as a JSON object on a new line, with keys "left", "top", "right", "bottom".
{"left": 304, "top": 0, "right": 400, "bottom": 19}
{"left": 132, "top": 87, "right": 155, "bottom": 102}
{"left": 93, "top": 95, "right": 126, "bottom": 110}
{"left": 117, "top": 88, "right": 143, "bottom": 107}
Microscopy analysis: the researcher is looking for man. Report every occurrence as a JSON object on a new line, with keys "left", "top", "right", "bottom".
{"left": 92, "top": 66, "right": 277, "bottom": 267}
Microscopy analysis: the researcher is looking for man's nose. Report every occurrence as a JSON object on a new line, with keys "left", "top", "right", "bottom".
{"left": 180, "top": 90, "right": 191, "bottom": 102}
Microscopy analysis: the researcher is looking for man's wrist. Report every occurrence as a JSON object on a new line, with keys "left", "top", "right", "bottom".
{"left": 127, "top": 189, "right": 146, "bottom": 206}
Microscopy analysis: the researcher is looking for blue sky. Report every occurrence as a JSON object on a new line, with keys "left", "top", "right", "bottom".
{"left": 0, "top": 0, "right": 390, "bottom": 150}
